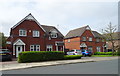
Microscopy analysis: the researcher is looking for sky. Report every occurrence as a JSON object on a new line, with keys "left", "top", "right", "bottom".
{"left": 0, "top": 0, "right": 119, "bottom": 36}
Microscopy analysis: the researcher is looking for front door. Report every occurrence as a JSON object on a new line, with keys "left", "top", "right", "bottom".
{"left": 16, "top": 46, "right": 22, "bottom": 57}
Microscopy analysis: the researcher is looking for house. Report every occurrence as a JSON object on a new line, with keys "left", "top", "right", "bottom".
{"left": 64, "top": 25, "right": 106, "bottom": 53}
{"left": 6, "top": 13, "right": 64, "bottom": 58}
{"left": 105, "top": 32, "right": 120, "bottom": 52}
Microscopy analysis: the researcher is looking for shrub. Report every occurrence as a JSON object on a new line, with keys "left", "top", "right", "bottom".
{"left": 64, "top": 55, "right": 82, "bottom": 60}
{"left": 18, "top": 51, "right": 64, "bottom": 63}
{"left": 94, "top": 52, "right": 112, "bottom": 55}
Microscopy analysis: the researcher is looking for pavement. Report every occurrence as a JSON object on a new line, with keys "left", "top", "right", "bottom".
{"left": 0, "top": 56, "right": 118, "bottom": 71}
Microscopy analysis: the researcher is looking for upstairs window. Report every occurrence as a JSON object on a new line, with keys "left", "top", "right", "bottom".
{"left": 33, "top": 30, "right": 40, "bottom": 37}
{"left": 19, "top": 29, "right": 27, "bottom": 36}
{"left": 89, "top": 37, "right": 92, "bottom": 41}
{"left": 51, "top": 33, "right": 57, "bottom": 38}
{"left": 82, "top": 36, "right": 86, "bottom": 41}
{"left": 50, "top": 30, "right": 58, "bottom": 38}
{"left": 96, "top": 38, "right": 100, "bottom": 42}
{"left": 68, "top": 39, "right": 70, "bottom": 42}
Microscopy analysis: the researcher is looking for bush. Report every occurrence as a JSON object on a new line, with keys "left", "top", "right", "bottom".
{"left": 18, "top": 51, "right": 64, "bottom": 63}
{"left": 94, "top": 52, "right": 112, "bottom": 55}
{"left": 64, "top": 55, "right": 82, "bottom": 60}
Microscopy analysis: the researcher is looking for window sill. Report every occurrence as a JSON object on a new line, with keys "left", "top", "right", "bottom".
{"left": 51, "top": 37, "right": 57, "bottom": 38}
{"left": 33, "top": 36, "right": 40, "bottom": 38}
{"left": 19, "top": 35, "right": 27, "bottom": 37}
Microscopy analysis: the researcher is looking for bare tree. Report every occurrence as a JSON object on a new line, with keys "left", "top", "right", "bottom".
{"left": 102, "top": 22, "right": 117, "bottom": 55}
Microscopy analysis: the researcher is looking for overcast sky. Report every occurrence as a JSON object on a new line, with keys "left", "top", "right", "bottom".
{"left": 0, "top": 0, "right": 119, "bottom": 36}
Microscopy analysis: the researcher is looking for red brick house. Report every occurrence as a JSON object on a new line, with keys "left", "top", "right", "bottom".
{"left": 6, "top": 13, "right": 64, "bottom": 57}
{"left": 64, "top": 25, "right": 106, "bottom": 53}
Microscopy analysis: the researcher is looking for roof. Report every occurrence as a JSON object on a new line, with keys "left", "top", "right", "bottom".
{"left": 92, "top": 31, "right": 103, "bottom": 38}
{"left": 65, "top": 25, "right": 90, "bottom": 39}
{"left": 112, "top": 32, "right": 120, "bottom": 40}
{"left": 104, "top": 32, "right": 120, "bottom": 40}
{"left": 41, "top": 25, "right": 64, "bottom": 38}
{"left": 65, "top": 25, "right": 103, "bottom": 39}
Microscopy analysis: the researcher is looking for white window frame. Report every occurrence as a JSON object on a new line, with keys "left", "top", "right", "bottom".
{"left": 68, "top": 39, "right": 70, "bottom": 42}
{"left": 82, "top": 36, "right": 86, "bottom": 41}
{"left": 96, "top": 46, "right": 101, "bottom": 52}
{"left": 51, "top": 33, "right": 57, "bottom": 38}
{"left": 33, "top": 30, "right": 40, "bottom": 37}
{"left": 89, "top": 37, "right": 92, "bottom": 41}
{"left": 46, "top": 45, "right": 53, "bottom": 51}
{"left": 19, "top": 29, "right": 27, "bottom": 36}
{"left": 30, "top": 45, "right": 40, "bottom": 51}
{"left": 96, "top": 38, "right": 100, "bottom": 42}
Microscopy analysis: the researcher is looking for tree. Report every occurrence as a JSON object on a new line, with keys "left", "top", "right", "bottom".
{"left": 102, "top": 22, "right": 117, "bottom": 55}
{"left": 0, "top": 32, "right": 7, "bottom": 48}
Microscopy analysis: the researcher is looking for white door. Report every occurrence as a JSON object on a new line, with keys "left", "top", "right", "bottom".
{"left": 16, "top": 46, "right": 22, "bottom": 57}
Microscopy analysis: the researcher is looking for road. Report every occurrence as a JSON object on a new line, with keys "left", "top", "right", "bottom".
{"left": 2, "top": 59, "right": 118, "bottom": 74}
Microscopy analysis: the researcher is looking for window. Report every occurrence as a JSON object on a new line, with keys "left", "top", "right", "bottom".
{"left": 46, "top": 45, "right": 53, "bottom": 51}
{"left": 51, "top": 33, "right": 57, "bottom": 38}
{"left": 96, "top": 38, "right": 100, "bottom": 42}
{"left": 19, "top": 29, "right": 27, "bottom": 36}
{"left": 96, "top": 46, "right": 101, "bottom": 52}
{"left": 30, "top": 45, "right": 40, "bottom": 51}
{"left": 33, "top": 30, "right": 40, "bottom": 37}
{"left": 88, "top": 46, "right": 92, "bottom": 52}
{"left": 82, "top": 36, "right": 86, "bottom": 41}
{"left": 89, "top": 37, "right": 92, "bottom": 41}
{"left": 102, "top": 39, "right": 105, "bottom": 42}
{"left": 68, "top": 39, "right": 70, "bottom": 42}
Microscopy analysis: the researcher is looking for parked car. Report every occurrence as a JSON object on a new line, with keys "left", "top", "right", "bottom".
{"left": 81, "top": 49, "right": 92, "bottom": 57}
{"left": 67, "top": 49, "right": 82, "bottom": 55}
{"left": 0, "top": 49, "right": 12, "bottom": 61}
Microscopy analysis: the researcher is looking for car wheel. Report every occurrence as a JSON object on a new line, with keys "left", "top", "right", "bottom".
{"left": 89, "top": 55, "right": 92, "bottom": 57}
{"left": 83, "top": 54, "right": 86, "bottom": 57}
{"left": 73, "top": 53, "right": 75, "bottom": 55}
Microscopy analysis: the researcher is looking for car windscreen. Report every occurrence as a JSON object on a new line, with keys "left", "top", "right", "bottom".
{"left": 69, "top": 50, "right": 74, "bottom": 52}
{"left": 0, "top": 51, "right": 10, "bottom": 53}
{"left": 76, "top": 50, "right": 81, "bottom": 52}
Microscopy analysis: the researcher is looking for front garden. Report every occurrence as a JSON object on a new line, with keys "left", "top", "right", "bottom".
{"left": 92, "top": 51, "right": 120, "bottom": 57}
{"left": 18, "top": 51, "right": 82, "bottom": 63}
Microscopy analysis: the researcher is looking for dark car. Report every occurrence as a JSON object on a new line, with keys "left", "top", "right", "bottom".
{"left": 81, "top": 49, "right": 92, "bottom": 57}
{"left": 0, "top": 49, "right": 12, "bottom": 61}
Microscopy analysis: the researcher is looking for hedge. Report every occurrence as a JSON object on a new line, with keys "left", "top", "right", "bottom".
{"left": 64, "top": 55, "right": 82, "bottom": 60}
{"left": 94, "top": 52, "right": 112, "bottom": 55}
{"left": 94, "top": 52, "right": 120, "bottom": 56}
{"left": 18, "top": 51, "right": 64, "bottom": 63}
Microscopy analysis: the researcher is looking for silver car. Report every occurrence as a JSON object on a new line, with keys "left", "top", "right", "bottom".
{"left": 67, "top": 49, "right": 82, "bottom": 55}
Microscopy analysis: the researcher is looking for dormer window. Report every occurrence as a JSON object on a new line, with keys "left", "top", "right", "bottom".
{"left": 50, "top": 30, "right": 58, "bottom": 38}
{"left": 19, "top": 29, "right": 27, "bottom": 36}
{"left": 51, "top": 33, "right": 57, "bottom": 38}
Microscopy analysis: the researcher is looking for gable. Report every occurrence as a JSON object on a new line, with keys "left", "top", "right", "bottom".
{"left": 11, "top": 13, "right": 46, "bottom": 32}
{"left": 13, "top": 39, "right": 25, "bottom": 45}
